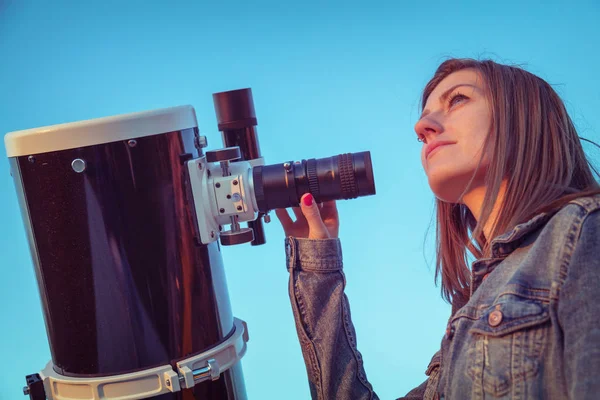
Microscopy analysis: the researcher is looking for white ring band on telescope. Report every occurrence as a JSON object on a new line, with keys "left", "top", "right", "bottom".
{"left": 37, "top": 317, "right": 248, "bottom": 400}
{"left": 4, "top": 105, "right": 198, "bottom": 157}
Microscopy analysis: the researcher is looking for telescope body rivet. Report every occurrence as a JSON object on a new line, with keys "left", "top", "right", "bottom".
{"left": 72, "top": 159, "right": 87, "bottom": 173}
{"left": 28, "top": 156, "right": 36, "bottom": 164}
{"left": 216, "top": 183, "right": 221, "bottom": 188}
{"left": 237, "top": 206, "right": 242, "bottom": 211}
{"left": 127, "top": 140, "right": 137, "bottom": 147}
{"left": 283, "top": 162, "right": 291, "bottom": 171}
{"left": 233, "top": 180, "right": 238, "bottom": 185}
{"left": 220, "top": 208, "right": 225, "bottom": 213}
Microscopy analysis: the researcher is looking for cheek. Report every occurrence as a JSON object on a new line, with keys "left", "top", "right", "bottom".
{"left": 463, "top": 131, "right": 490, "bottom": 166}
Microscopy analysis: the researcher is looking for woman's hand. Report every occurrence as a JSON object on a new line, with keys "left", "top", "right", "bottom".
{"left": 274, "top": 193, "right": 339, "bottom": 239}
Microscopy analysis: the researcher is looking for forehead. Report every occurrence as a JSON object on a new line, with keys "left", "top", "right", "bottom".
{"left": 425, "top": 69, "right": 484, "bottom": 107}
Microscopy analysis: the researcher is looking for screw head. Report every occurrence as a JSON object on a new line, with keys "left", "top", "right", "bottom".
{"left": 211, "top": 231, "right": 215, "bottom": 238}
{"left": 127, "top": 139, "right": 137, "bottom": 147}
{"left": 220, "top": 208, "right": 225, "bottom": 213}
{"left": 166, "top": 379, "right": 171, "bottom": 386}
{"left": 28, "top": 155, "right": 35, "bottom": 163}
{"left": 215, "top": 182, "right": 221, "bottom": 188}
{"left": 233, "top": 180, "right": 238, "bottom": 185}
{"left": 72, "top": 158, "right": 87, "bottom": 173}
{"left": 197, "top": 135, "right": 208, "bottom": 148}
{"left": 227, "top": 194, "right": 231, "bottom": 199}
{"left": 237, "top": 205, "right": 242, "bottom": 211}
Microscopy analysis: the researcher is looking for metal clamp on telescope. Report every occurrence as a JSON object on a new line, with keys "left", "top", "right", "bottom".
{"left": 23, "top": 319, "right": 249, "bottom": 400}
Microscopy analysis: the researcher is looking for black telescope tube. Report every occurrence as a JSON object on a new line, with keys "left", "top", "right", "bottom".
{"left": 213, "top": 88, "right": 266, "bottom": 246}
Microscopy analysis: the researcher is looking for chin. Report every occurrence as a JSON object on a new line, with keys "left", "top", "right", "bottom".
{"left": 426, "top": 172, "right": 470, "bottom": 204}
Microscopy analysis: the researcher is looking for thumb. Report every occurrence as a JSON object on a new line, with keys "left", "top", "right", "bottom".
{"left": 300, "top": 193, "right": 331, "bottom": 239}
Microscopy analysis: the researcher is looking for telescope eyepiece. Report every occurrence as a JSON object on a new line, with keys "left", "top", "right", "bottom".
{"left": 213, "top": 88, "right": 257, "bottom": 131}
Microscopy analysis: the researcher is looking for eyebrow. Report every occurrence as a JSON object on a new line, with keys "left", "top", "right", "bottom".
{"left": 419, "top": 83, "right": 479, "bottom": 120}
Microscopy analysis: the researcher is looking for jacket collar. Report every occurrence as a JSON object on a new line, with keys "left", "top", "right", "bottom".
{"left": 488, "top": 211, "right": 555, "bottom": 258}
{"left": 468, "top": 208, "right": 557, "bottom": 297}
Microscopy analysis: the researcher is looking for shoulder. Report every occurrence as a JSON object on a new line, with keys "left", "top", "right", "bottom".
{"left": 517, "top": 194, "right": 600, "bottom": 281}
{"left": 557, "top": 193, "right": 600, "bottom": 217}
{"left": 551, "top": 196, "right": 600, "bottom": 311}
{"left": 542, "top": 194, "right": 600, "bottom": 240}
{"left": 543, "top": 194, "right": 600, "bottom": 288}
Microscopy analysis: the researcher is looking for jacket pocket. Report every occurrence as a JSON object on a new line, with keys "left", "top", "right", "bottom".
{"left": 464, "top": 293, "right": 550, "bottom": 398}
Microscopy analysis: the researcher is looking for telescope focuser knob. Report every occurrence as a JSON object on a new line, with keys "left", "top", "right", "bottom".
{"left": 220, "top": 228, "right": 254, "bottom": 246}
{"left": 206, "top": 147, "right": 241, "bottom": 163}
{"left": 219, "top": 215, "right": 254, "bottom": 246}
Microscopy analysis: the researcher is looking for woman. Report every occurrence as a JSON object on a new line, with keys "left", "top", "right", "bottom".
{"left": 275, "top": 58, "right": 600, "bottom": 399}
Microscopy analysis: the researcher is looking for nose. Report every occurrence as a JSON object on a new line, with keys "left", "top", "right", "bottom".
{"left": 414, "top": 115, "right": 443, "bottom": 142}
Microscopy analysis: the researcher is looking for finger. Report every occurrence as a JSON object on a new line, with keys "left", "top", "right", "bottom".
{"left": 274, "top": 208, "right": 294, "bottom": 231}
{"left": 320, "top": 200, "right": 338, "bottom": 217}
{"left": 299, "top": 193, "right": 330, "bottom": 239}
{"left": 291, "top": 206, "right": 306, "bottom": 223}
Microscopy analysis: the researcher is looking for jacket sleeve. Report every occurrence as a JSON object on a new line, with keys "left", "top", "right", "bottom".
{"left": 557, "top": 209, "right": 600, "bottom": 399}
{"left": 285, "top": 236, "right": 442, "bottom": 400}
{"left": 285, "top": 236, "right": 379, "bottom": 400}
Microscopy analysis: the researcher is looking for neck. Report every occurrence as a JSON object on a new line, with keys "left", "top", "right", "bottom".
{"left": 462, "top": 180, "right": 508, "bottom": 241}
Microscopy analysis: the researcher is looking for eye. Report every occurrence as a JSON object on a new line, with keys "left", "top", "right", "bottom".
{"left": 447, "top": 92, "right": 468, "bottom": 108}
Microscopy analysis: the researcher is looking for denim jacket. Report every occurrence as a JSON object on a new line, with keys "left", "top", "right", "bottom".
{"left": 284, "top": 195, "right": 600, "bottom": 399}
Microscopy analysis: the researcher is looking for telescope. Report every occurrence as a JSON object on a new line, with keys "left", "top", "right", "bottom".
{"left": 5, "top": 88, "right": 376, "bottom": 400}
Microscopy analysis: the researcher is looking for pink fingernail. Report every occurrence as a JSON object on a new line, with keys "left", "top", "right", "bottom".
{"left": 303, "top": 194, "right": 313, "bottom": 206}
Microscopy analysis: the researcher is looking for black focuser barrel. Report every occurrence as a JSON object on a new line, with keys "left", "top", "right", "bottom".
{"left": 252, "top": 151, "right": 376, "bottom": 212}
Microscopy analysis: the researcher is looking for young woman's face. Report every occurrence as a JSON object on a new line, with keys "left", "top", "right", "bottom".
{"left": 414, "top": 69, "right": 492, "bottom": 203}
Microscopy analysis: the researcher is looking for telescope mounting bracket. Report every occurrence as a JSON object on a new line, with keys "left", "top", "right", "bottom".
{"left": 187, "top": 148, "right": 264, "bottom": 246}
{"left": 24, "top": 318, "right": 249, "bottom": 400}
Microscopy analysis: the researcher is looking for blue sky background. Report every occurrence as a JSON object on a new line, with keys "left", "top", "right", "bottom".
{"left": 0, "top": 1, "right": 599, "bottom": 399}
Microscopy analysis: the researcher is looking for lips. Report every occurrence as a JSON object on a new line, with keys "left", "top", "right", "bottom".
{"left": 425, "top": 141, "right": 455, "bottom": 159}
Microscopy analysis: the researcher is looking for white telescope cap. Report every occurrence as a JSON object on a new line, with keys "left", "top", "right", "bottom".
{"left": 4, "top": 105, "right": 198, "bottom": 157}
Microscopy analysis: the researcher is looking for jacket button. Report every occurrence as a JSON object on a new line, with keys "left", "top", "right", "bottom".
{"left": 488, "top": 310, "right": 503, "bottom": 327}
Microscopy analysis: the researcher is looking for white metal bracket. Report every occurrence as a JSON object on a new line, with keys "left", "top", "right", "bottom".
{"left": 187, "top": 155, "right": 264, "bottom": 245}
{"left": 36, "top": 317, "right": 249, "bottom": 400}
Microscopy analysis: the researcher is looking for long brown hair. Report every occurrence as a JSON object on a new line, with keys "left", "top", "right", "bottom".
{"left": 421, "top": 58, "right": 600, "bottom": 305}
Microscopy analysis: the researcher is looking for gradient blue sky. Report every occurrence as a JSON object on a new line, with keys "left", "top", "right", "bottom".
{"left": 1, "top": 1, "right": 599, "bottom": 399}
